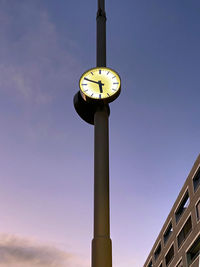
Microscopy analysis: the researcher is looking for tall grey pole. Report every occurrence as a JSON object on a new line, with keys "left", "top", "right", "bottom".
{"left": 92, "top": 0, "right": 112, "bottom": 266}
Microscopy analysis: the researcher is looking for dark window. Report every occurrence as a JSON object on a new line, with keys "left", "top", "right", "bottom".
{"left": 196, "top": 200, "right": 200, "bottom": 221}
{"left": 147, "top": 260, "right": 152, "bottom": 267}
{"left": 164, "top": 222, "right": 173, "bottom": 244}
{"left": 154, "top": 242, "right": 161, "bottom": 261}
{"left": 193, "top": 167, "right": 200, "bottom": 192}
{"left": 186, "top": 234, "right": 200, "bottom": 265}
{"left": 165, "top": 244, "right": 174, "bottom": 266}
{"left": 177, "top": 216, "right": 192, "bottom": 248}
{"left": 175, "top": 190, "right": 190, "bottom": 223}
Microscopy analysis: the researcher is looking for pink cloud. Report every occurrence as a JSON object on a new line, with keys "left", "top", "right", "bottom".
{"left": 0, "top": 234, "right": 70, "bottom": 266}
{"left": 0, "top": 234, "right": 89, "bottom": 267}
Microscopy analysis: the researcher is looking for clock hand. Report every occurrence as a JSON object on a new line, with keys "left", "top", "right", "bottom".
{"left": 98, "top": 80, "right": 104, "bottom": 93}
{"left": 84, "top": 77, "right": 104, "bottom": 93}
{"left": 84, "top": 77, "right": 99, "bottom": 84}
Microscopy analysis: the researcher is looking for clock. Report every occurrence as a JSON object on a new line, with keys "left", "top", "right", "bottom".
{"left": 79, "top": 67, "right": 121, "bottom": 103}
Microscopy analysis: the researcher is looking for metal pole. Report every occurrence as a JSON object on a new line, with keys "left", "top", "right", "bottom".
{"left": 92, "top": 0, "right": 112, "bottom": 266}
{"left": 96, "top": 0, "right": 106, "bottom": 67}
{"left": 92, "top": 105, "right": 112, "bottom": 267}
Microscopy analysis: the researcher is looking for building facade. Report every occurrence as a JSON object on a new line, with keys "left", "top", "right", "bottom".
{"left": 144, "top": 154, "right": 200, "bottom": 267}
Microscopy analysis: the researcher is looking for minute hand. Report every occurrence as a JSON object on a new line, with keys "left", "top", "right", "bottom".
{"left": 84, "top": 77, "right": 99, "bottom": 84}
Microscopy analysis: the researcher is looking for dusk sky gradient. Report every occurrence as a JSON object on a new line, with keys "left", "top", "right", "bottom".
{"left": 0, "top": 0, "right": 200, "bottom": 266}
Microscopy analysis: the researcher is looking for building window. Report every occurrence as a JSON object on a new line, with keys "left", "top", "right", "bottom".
{"left": 186, "top": 234, "right": 200, "bottom": 266}
{"left": 196, "top": 200, "right": 200, "bottom": 221}
{"left": 176, "top": 259, "right": 183, "bottom": 267}
{"left": 177, "top": 216, "right": 192, "bottom": 249}
{"left": 164, "top": 221, "right": 173, "bottom": 244}
{"left": 175, "top": 190, "right": 190, "bottom": 223}
{"left": 193, "top": 167, "right": 200, "bottom": 192}
{"left": 147, "top": 260, "right": 152, "bottom": 267}
{"left": 165, "top": 244, "right": 174, "bottom": 266}
{"left": 154, "top": 242, "right": 161, "bottom": 262}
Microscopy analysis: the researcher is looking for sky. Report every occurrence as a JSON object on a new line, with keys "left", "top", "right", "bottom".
{"left": 0, "top": 0, "right": 200, "bottom": 266}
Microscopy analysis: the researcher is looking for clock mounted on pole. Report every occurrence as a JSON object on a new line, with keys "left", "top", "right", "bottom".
{"left": 79, "top": 67, "right": 121, "bottom": 103}
{"left": 73, "top": 0, "right": 121, "bottom": 266}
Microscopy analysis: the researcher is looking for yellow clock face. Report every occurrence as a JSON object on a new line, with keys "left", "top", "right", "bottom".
{"left": 79, "top": 67, "right": 121, "bottom": 103}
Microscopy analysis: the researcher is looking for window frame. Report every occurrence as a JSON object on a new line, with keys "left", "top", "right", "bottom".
{"left": 195, "top": 197, "right": 200, "bottom": 222}
{"left": 146, "top": 258, "right": 153, "bottom": 267}
{"left": 192, "top": 165, "right": 200, "bottom": 193}
{"left": 154, "top": 240, "right": 162, "bottom": 262}
{"left": 174, "top": 187, "right": 190, "bottom": 225}
{"left": 164, "top": 242, "right": 175, "bottom": 267}
{"left": 185, "top": 233, "right": 200, "bottom": 266}
{"left": 176, "top": 213, "right": 192, "bottom": 251}
{"left": 163, "top": 220, "right": 173, "bottom": 246}
{"left": 175, "top": 257, "right": 183, "bottom": 267}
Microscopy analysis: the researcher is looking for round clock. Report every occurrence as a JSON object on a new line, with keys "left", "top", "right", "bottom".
{"left": 79, "top": 67, "right": 121, "bottom": 103}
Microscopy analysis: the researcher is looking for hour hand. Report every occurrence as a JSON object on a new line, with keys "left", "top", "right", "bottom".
{"left": 98, "top": 81, "right": 104, "bottom": 93}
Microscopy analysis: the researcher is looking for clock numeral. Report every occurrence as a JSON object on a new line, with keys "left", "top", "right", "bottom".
{"left": 91, "top": 93, "right": 94, "bottom": 97}
{"left": 91, "top": 72, "right": 94, "bottom": 75}
{"left": 112, "top": 76, "right": 116, "bottom": 79}
{"left": 113, "top": 82, "right": 119, "bottom": 84}
{"left": 107, "top": 93, "right": 110, "bottom": 96}
{"left": 81, "top": 84, "right": 87, "bottom": 86}
{"left": 84, "top": 89, "right": 88, "bottom": 92}
{"left": 99, "top": 70, "right": 101, "bottom": 74}
{"left": 107, "top": 71, "right": 110, "bottom": 75}
{"left": 112, "top": 89, "right": 116, "bottom": 91}
{"left": 99, "top": 94, "right": 101, "bottom": 99}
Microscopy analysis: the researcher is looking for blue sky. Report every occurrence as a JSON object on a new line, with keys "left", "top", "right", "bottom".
{"left": 0, "top": 0, "right": 200, "bottom": 266}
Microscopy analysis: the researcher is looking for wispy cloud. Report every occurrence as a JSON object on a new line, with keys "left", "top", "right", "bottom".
{"left": 0, "top": 234, "right": 70, "bottom": 267}
{"left": 0, "top": 0, "right": 82, "bottom": 142}
{"left": 0, "top": 0, "right": 81, "bottom": 105}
